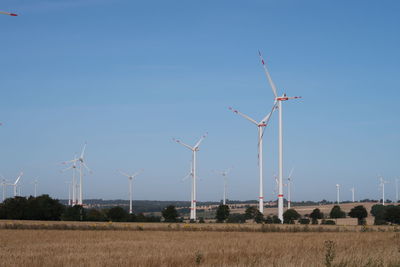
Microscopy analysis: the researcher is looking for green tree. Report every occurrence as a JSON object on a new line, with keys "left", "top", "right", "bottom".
{"left": 254, "top": 210, "right": 264, "bottom": 224}
{"left": 86, "top": 209, "right": 106, "bottom": 221}
{"left": 162, "top": 205, "right": 179, "bottom": 222}
{"left": 61, "top": 205, "right": 85, "bottom": 221}
{"left": 215, "top": 204, "right": 230, "bottom": 222}
{"left": 309, "top": 208, "right": 324, "bottom": 224}
{"left": 1, "top": 197, "right": 29, "bottom": 219}
{"left": 244, "top": 206, "right": 258, "bottom": 220}
{"left": 283, "top": 209, "right": 300, "bottom": 224}
{"left": 226, "top": 213, "right": 247, "bottom": 223}
{"left": 370, "top": 204, "right": 386, "bottom": 225}
{"left": 348, "top": 205, "right": 368, "bottom": 225}
{"left": 329, "top": 205, "right": 346, "bottom": 219}
{"left": 384, "top": 205, "right": 400, "bottom": 224}
{"left": 26, "top": 195, "right": 65, "bottom": 220}
{"left": 107, "top": 206, "right": 128, "bottom": 222}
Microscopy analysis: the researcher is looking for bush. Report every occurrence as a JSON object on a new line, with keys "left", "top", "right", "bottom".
{"left": 310, "top": 208, "right": 324, "bottom": 224}
{"left": 107, "top": 206, "right": 128, "bottom": 222}
{"left": 162, "top": 205, "right": 179, "bottom": 222}
{"left": 283, "top": 209, "right": 300, "bottom": 224}
{"left": 215, "top": 204, "right": 230, "bottom": 223}
{"left": 321, "top": 219, "right": 336, "bottom": 225}
{"left": 62, "top": 205, "right": 85, "bottom": 221}
{"left": 226, "top": 214, "right": 246, "bottom": 223}
{"left": 348, "top": 205, "right": 368, "bottom": 225}
{"left": 254, "top": 210, "right": 264, "bottom": 224}
{"left": 86, "top": 209, "right": 106, "bottom": 221}
{"left": 299, "top": 218, "right": 310, "bottom": 224}
{"left": 384, "top": 205, "right": 400, "bottom": 224}
{"left": 330, "top": 205, "right": 346, "bottom": 219}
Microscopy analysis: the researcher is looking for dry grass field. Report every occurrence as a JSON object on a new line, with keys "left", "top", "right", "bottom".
{"left": 1, "top": 220, "right": 400, "bottom": 267}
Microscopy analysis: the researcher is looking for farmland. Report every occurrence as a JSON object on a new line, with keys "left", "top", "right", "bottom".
{"left": 0, "top": 227, "right": 399, "bottom": 267}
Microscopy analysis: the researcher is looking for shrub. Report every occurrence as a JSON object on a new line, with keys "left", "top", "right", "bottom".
{"left": 162, "top": 205, "right": 179, "bottom": 222}
{"left": 348, "top": 205, "right": 368, "bottom": 225}
{"left": 107, "top": 206, "right": 128, "bottom": 222}
{"left": 283, "top": 209, "right": 300, "bottom": 224}
{"left": 215, "top": 204, "right": 230, "bottom": 223}
{"left": 299, "top": 218, "right": 310, "bottom": 225}
{"left": 330, "top": 205, "right": 346, "bottom": 219}
{"left": 321, "top": 219, "right": 336, "bottom": 225}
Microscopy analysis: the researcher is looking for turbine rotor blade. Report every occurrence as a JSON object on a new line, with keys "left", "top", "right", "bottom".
{"left": 0, "top": 11, "right": 18, "bottom": 16}
{"left": 194, "top": 132, "right": 208, "bottom": 149}
{"left": 173, "top": 138, "right": 194, "bottom": 150}
{"left": 118, "top": 170, "right": 131, "bottom": 177}
{"left": 80, "top": 143, "right": 87, "bottom": 159}
{"left": 228, "top": 107, "right": 258, "bottom": 125}
{"left": 258, "top": 50, "right": 278, "bottom": 98}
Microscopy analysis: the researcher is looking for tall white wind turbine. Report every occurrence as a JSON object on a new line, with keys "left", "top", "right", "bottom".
{"left": 215, "top": 168, "right": 232, "bottom": 205}
{"left": 287, "top": 167, "right": 294, "bottom": 209}
{"left": 229, "top": 105, "right": 276, "bottom": 214}
{"left": 350, "top": 187, "right": 355, "bottom": 203}
{"left": 258, "top": 51, "right": 301, "bottom": 222}
{"left": 174, "top": 133, "right": 207, "bottom": 221}
{"left": 119, "top": 170, "right": 143, "bottom": 214}
{"left": 61, "top": 154, "right": 78, "bottom": 205}
{"left": 32, "top": 179, "right": 38, "bottom": 198}
{"left": 336, "top": 184, "right": 340, "bottom": 204}
{"left": 63, "top": 144, "right": 91, "bottom": 205}
{"left": 379, "top": 176, "right": 388, "bottom": 205}
{"left": 11, "top": 172, "right": 23, "bottom": 197}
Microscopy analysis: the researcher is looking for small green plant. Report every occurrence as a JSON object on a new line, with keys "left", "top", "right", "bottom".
{"left": 195, "top": 251, "right": 203, "bottom": 265}
{"left": 324, "top": 240, "right": 336, "bottom": 267}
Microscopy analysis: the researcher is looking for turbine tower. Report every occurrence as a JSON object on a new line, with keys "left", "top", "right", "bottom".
{"left": 216, "top": 168, "right": 232, "bottom": 205}
{"left": 63, "top": 144, "right": 91, "bottom": 205}
{"left": 258, "top": 51, "right": 301, "bottom": 222}
{"left": 11, "top": 172, "right": 23, "bottom": 197}
{"left": 119, "top": 170, "right": 143, "bottom": 214}
{"left": 61, "top": 154, "right": 78, "bottom": 205}
{"left": 174, "top": 133, "right": 207, "bottom": 221}
{"left": 396, "top": 178, "right": 399, "bottom": 203}
{"left": 65, "top": 181, "right": 72, "bottom": 206}
{"left": 379, "top": 176, "right": 388, "bottom": 205}
{"left": 350, "top": 187, "right": 355, "bottom": 203}
{"left": 32, "top": 179, "right": 38, "bottom": 198}
{"left": 336, "top": 184, "right": 340, "bottom": 204}
{"left": 287, "top": 168, "right": 294, "bottom": 209}
{"left": 229, "top": 105, "right": 276, "bottom": 214}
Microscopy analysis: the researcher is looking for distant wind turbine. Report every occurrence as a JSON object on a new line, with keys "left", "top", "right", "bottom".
{"left": 336, "top": 184, "right": 340, "bottom": 204}
{"left": 379, "top": 176, "right": 388, "bottom": 205}
{"left": 119, "top": 170, "right": 143, "bottom": 214}
{"left": 61, "top": 154, "right": 78, "bottom": 205}
{"left": 174, "top": 133, "right": 207, "bottom": 221}
{"left": 287, "top": 167, "right": 294, "bottom": 209}
{"left": 215, "top": 168, "right": 232, "bottom": 205}
{"left": 350, "top": 187, "right": 355, "bottom": 203}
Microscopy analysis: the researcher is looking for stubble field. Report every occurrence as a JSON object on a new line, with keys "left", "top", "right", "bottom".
{"left": 0, "top": 227, "right": 399, "bottom": 267}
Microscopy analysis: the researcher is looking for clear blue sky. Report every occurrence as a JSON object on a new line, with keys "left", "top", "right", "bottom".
{"left": 1, "top": 0, "right": 399, "bottom": 202}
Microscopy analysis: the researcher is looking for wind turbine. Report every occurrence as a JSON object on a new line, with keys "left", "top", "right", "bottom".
{"left": 65, "top": 181, "right": 72, "bottom": 206}
{"left": 229, "top": 105, "right": 276, "bottom": 214}
{"left": 0, "top": 11, "right": 18, "bottom": 16}
{"left": 32, "top": 179, "right": 38, "bottom": 197}
{"left": 61, "top": 154, "right": 78, "bottom": 205}
{"left": 396, "top": 178, "right": 399, "bottom": 203}
{"left": 336, "top": 184, "right": 340, "bottom": 204}
{"left": 63, "top": 144, "right": 91, "bottom": 205}
{"left": 119, "top": 170, "right": 143, "bottom": 214}
{"left": 259, "top": 51, "right": 301, "bottom": 222}
{"left": 173, "top": 133, "right": 207, "bottom": 221}
{"left": 0, "top": 177, "right": 8, "bottom": 202}
{"left": 379, "top": 176, "right": 388, "bottom": 205}
{"left": 9, "top": 172, "right": 23, "bottom": 197}
{"left": 215, "top": 168, "right": 232, "bottom": 205}
{"left": 287, "top": 167, "right": 294, "bottom": 209}
{"left": 350, "top": 187, "right": 355, "bottom": 203}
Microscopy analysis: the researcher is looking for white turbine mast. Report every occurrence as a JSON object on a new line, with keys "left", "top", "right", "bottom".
{"left": 258, "top": 51, "right": 301, "bottom": 222}
{"left": 229, "top": 104, "right": 276, "bottom": 215}
{"left": 336, "top": 184, "right": 340, "bottom": 204}
{"left": 63, "top": 144, "right": 91, "bottom": 206}
{"left": 379, "top": 176, "right": 388, "bottom": 205}
{"left": 173, "top": 133, "right": 207, "bottom": 221}
{"left": 32, "top": 179, "right": 38, "bottom": 198}
{"left": 215, "top": 168, "right": 232, "bottom": 205}
{"left": 61, "top": 154, "right": 78, "bottom": 205}
{"left": 65, "top": 181, "right": 72, "bottom": 206}
{"left": 287, "top": 167, "right": 294, "bottom": 209}
{"left": 119, "top": 169, "right": 143, "bottom": 214}
{"left": 10, "top": 172, "right": 23, "bottom": 197}
{"left": 350, "top": 187, "right": 355, "bottom": 203}
{"left": 396, "top": 178, "right": 399, "bottom": 203}
{"left": 0, "top": 175, "right": 9, "bottom": 202}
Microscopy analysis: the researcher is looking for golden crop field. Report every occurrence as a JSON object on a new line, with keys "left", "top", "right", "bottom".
{"left": 0, "top": 224, "right": 399, "bottom": 267}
